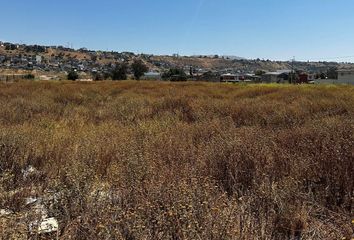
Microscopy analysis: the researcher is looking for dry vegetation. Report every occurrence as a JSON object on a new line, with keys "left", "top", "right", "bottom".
{"left": 0, "top": 80, "right": 353, "bottom": 239}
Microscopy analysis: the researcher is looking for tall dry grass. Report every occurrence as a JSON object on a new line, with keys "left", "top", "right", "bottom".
{"left": 0, "top": 81, "right": 353, "bottom": 239}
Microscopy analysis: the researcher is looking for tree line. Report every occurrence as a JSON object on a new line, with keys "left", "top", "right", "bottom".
{"left": 67, "top": 59, "right": 148, "bottom": 81}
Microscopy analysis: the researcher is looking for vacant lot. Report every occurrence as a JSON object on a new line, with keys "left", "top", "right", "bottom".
{"left": 0, "top": 81, "right": 353, "bottom": 239}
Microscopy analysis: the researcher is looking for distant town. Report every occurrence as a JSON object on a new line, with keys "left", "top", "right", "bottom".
{"left": 1, "top": 41, "right": 354, "bottom": 84}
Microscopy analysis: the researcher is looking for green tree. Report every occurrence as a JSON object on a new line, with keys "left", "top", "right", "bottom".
{"left": 92, "top": 72, "right": 104, "bottom": 81}
{"left": 91, "top": 55, "right": 97, "bottom": 62}
{"left": 327, "top": 67, "right": 338, "bottom": 79}
{"left": 162, "top": 68, "right": 187, "bottom": 81}
{"left": 24, "top": 74, "right": 35, "bottom": 80}
{"left": 111, "top": 63, "right": 128, "bottom": 80}
{"left": 67, "top": 70, "right": 79, "bottom": 81}
{"left": 131, "top": 59, "right": 148, "bottom": 80}
{"left": 255, "top": 70, "right": 266, "bottom": 76}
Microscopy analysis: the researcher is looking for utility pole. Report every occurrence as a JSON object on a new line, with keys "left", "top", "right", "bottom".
{"left": 291, "top": 56, "right": 295, "bottom": 84}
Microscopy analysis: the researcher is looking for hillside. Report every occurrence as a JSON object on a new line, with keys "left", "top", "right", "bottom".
{"left": 149, "top": 55, "right": 351, "bottom": 72}
{"left": 1, "top": 42, "right": 354, "bottom": 75}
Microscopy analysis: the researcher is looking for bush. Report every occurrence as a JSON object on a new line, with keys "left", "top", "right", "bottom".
{"left": 5, "top": 44, "right": 17, "bottom": 51}
{"left": 67, "top": 71, "right": 79, "bottom": 81}
{"left": 92, "top": 72, "right": 104, "bottom": 81}
{"left": 111, "top": 63, "right": 128, "bottom": 80}
{"left": 162, "top": 68, "right": 187, "bottom": 81}
{"left": 24, "top": 74, "right": 35, "bottom": 80}
{"left": 131, "top": 59, "right": 148, "bottom": 80}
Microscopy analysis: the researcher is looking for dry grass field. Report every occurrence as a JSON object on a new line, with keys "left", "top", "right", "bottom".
{"left": 0, "top": 81, "right": 353, "bottom": 239}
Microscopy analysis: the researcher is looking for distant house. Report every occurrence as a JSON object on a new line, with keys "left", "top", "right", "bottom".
{"left": 244, "top": 73, "right": 262, "bottom": 83}
{"left": 194, "top": 71, "right": 220, "bottom": 82}
{"left": 298, "top": 73, "right": 315, "bottom": 84}
{"left": 337, "top": 69, "right": 354, "bottom": 84}
{"left": 308, "top": 73, "right": 315, "bottom": 82}
{"left": 78, "top": 64, "right": 85, "bottom": 71}
{"left": 142, "top": 72, "right": 161, "bottom": 80}
{"left": 35, "top": 55, "right": 42, "bottom": 64}
{"left": 0, "top": 74, "right": 30, "bottom": 82}
{"left": 220, "top": 73, "right": 244, "bottom": 83}
{"left": 262, "top": 70, "right": 291, "bottom": 83}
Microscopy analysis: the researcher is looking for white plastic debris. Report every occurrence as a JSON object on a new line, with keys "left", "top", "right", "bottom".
{"left": 25, "top": 192, "right": 60, "bottom": 235}
{"left": 25, "top": 197, "right": 49, "bottom": 218}
{"left": 29, "top": 217, "right": 59, "bottom": 234}
{"left": 25, "top": 197, "right": 38, "bottom": 206}
{"left": 0, "top": 209, "right": 13, "bottom": 216}
{"left": 22, "top": 165, "right": 39, "bottom": 180}
{"left": 38, "top": 217, "right": 59, "bottom": 234}
{"left": 34, "top": 203, "right": 48, "bottom": 219}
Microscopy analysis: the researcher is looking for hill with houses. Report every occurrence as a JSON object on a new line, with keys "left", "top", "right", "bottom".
{"left": 1, "top": 41, "right": 354, "bottom": 80}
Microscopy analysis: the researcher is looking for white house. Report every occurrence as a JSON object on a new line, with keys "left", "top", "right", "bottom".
{"left": 337, "top": 69, "right": 354, "bottom": 85}
{"left": 142, "top": 72, "right": 161, "bottom": 80}
{"left": 220, "top": 73, "right": 244, "bottom": 82}
{"left": 35, "top": 55, "right": 42, "bottom": 64}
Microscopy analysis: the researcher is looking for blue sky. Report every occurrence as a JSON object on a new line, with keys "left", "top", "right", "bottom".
{"left": 1, "top": 0, "right": 354, "bottom": 61}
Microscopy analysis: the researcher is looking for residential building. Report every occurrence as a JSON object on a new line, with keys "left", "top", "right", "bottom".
{"left": 142, "top": 72, "right": 161, "bottom": 80}
{"left": 220, "top": 73, "right": 244, "bottom": 82}
{"left": 298, "top": 73, "right": 315, "bottom": 84}
{"left": 35, "top": 55, "right": 42, "bottom": 64}
{"left": 337, "top": 68, "right": 354, "bottom": 84}
{"left": 262, "top": 70, "right": 291, "bottom": 83}
{"left": 244, "top": 73, "right": 262, "bottom": 82}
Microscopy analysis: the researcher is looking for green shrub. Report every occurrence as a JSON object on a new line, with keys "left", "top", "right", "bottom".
{"left": 67, "top": 70, "right": 79, "bottom": 81}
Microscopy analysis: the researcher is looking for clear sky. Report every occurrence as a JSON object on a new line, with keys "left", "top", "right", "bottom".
{"left": 1, "top": 0, "right": 354, "bottom": 62}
